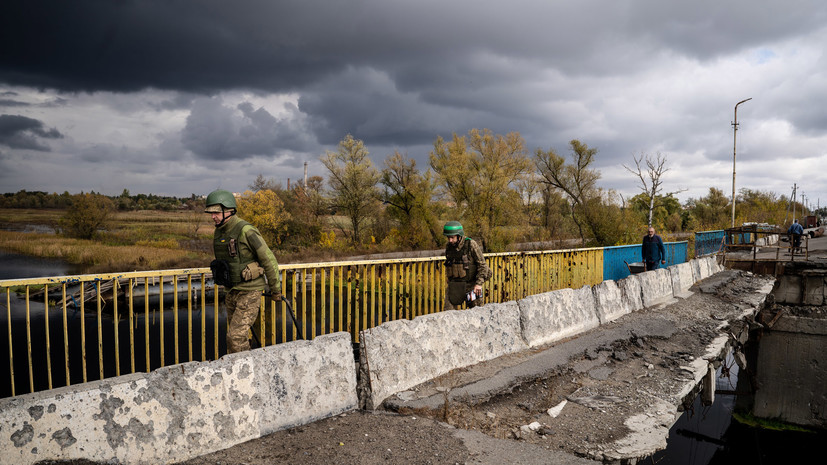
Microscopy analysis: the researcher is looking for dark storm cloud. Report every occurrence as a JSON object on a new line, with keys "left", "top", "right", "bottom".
{"left": 0, "top": 114, "right": 62, "bottom": 151}
{"left": 181, "top": 97, "right": 317, "bottom": 161}
{"left": 5, "top": 1, "right": 820, "bottom": 93}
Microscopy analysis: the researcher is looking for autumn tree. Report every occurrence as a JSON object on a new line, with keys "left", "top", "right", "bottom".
{"left": 321, "top": 134, "right": 381, "bottom": 245}
{"left": 281, "top": 175, "right": 329, "bottom": 249}
{"left": 59, "top": 193, "right": 116, "bottom": 239}
{"left": 629, "top": 193, "right": 682, "bottom": 232}
{"left": 429, "top": 129, "right": 531, "bottom": 249}
{"left": 249, "top": 173, "right": 280, "bottom": 192}
{"left": 684, "top": 187, "right": 731, "bottom": 230}
{"left": 624, "top": 152, "right": 685, "bottom": 227}
{"left": 381, "top": 151, "right": 441, "bottom": 248}
{"left": 236, "top": 189, "right": 291, "bottom": 246}
{"left": 535, "top": 140, "right": 611, "bottom": 245}
{"left": 735, "top": 188, "right": 788, "bottom": 226}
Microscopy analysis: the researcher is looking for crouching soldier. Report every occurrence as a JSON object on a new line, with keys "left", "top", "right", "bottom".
{"left": 205, "top": 189, "right": 281, "bottom": 354}
{"left": 442, "top": 221, "right": 491, "bottom": 310}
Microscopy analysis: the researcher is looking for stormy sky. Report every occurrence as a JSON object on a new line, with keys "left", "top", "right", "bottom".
{"left": 1, "top": 0, "right": 826, "bottom": 209}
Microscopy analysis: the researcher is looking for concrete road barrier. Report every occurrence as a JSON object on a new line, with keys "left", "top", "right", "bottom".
{"left": 669, "top": 262, "right": 695, "bottom": 298}
{"left": 358, "top": 302, "right": 526, "bottom": 410}
{"left": 518, "top": 285, "right": 599, "bottom": 348}
{"left": 617, "top": 274, "right": 644, "bottom": 313}
{"left": 638, "top": 268, "right": 676, "bottom": 308}
{"left": 593, "top": 279, "right": 632, "bottom": 324}
{"left": 0, "top": 332, "right": 358, "bottom": 465}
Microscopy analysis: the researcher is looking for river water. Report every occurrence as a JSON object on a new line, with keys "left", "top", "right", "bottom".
{"left": 1, "top": 250, "right": 822, "bottom": 462}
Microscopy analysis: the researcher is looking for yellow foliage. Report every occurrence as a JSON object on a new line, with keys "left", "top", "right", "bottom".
{"left": 319, "top": 231, "right": 336, "bottom": 248}
{"left": 236, "top": 190, "right": 291, "bottom": 246}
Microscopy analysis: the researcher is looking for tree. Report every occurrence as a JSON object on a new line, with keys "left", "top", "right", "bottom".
{"left": 629, "top": 193, "right": 682, "bottom": 231}
{"left": 249, "top": 174, "right": 280, "bottom": 192}
{"left": 236, "top": 189, "right": 291, "bottom": 246}
{"left": 381, "top": 151, "right": 441, "bottom": 248}
{"left": 429, "top": 128, "right": 531, "bottom": 249}
{"left": 321, "top": 134, "right": 381, "bottom": 245}
{"left": 624, "top": 153, "right": 684, "bottom": 227}
{"left": 59, "top": 193, "right": 116, "bottom": 239}
{"left": 279, "top": 175, "right": 329, "bottom": 250}
{"left": 684, "top": 187, "right": 731, "bottom": 230}
{"left": 535, "top": 140, "right": 608, "bottom": 244}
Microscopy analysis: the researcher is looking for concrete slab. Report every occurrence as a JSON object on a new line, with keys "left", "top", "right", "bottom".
{"left": 669, "top": 262, "right": 695, "bottom": 299}
{"left": 617, "top": 274, "right": 644, "bottom": 312}
{"left": 593, "top": 279, "right": 630, "bottom": 324}
{"left": 0, "top": 332, "right": 358, "bottom": 465}
{"left": 518, "top": 286, "right": 600, "bottom": 348}
{"left": 358, "top": 302, "right": 526, "bottom": 409}
{"left": 637, "top": 268, "right": 677, "bottom": 308}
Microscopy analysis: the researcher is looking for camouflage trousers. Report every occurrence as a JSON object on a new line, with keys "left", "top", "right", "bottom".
{"left": 225, "top": 289, "right": 262, "bottom": 354}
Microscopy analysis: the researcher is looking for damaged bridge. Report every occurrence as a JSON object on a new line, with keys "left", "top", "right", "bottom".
{"left": 3, "top": 252, "right": 825, "bottom": 465}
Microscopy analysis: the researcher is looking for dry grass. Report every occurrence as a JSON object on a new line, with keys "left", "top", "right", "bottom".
{"left": 0, "top": 230, "right": 211, "bottom": 272}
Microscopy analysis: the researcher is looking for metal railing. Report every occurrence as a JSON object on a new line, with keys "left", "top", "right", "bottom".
{"left": 1, "top": 247, "right": 604, "bottom": 398}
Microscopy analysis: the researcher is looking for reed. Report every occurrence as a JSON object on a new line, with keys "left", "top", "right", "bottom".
{"left": 0, "top": 230, "right": 210, "bottom": 271}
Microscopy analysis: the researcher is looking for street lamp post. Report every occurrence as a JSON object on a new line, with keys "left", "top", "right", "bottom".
{"left": 731, "top": 98, "right": 752, "bottom": 228}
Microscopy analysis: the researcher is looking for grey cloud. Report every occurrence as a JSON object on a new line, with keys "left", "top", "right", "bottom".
{"left": 0, "top": 99, "right": 30, "bottom": 107}
{"left": 0, "top": 114, "right": 62, "bottom": 151}
{"left": 181, "top": 97, "right": 319, "bottom": 161}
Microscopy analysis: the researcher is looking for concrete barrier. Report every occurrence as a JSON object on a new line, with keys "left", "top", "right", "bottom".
{"left": 669, "top": 262, "right": 695, "bottom": 298}
{"left": 637, "top": 268, "right": 676, "bottom": 308}
{"left": 518, "top": 285, "right": 599, "bottom": 348}
{"left": 358, "top": 302, "right": 526, "bottom": 409}
{"left": 593, "top": 280, "right": 632, "bottom": 324}
{"left": 705, "top": 255, "right": 722, "bottom": 274}
{"left": 617, "top": 274, "right": 644, "bottom": 313}
{"left": 0, "top": 332, "right": 358, "bottom": 465}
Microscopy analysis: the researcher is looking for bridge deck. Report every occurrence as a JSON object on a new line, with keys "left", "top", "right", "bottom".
{"left": 184, "top": 270, "right": 775, "bottom": 465}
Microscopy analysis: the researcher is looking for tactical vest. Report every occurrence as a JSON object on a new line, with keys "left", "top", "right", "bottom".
{"left": 445, "top": 237, "right": 477, "bottom": 283}
{"left": 213, "top": 218, "right": 256, "bottom": 287}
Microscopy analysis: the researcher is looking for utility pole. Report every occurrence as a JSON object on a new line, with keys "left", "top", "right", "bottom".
{"left": 731, "top": 98, "right": 752, "bottom": 228}
{"left": 304, "top": 161, "right": 308, "bottom": 188}
{"left": 792, "top": 183, "right": 797, "bottom": 222}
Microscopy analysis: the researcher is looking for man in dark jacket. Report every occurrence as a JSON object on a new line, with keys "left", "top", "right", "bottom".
{"left": 641, "top": 226, "right": 666, "bottom": 271}
{"left": 787, "top": 219, "right": 804, "bottom": 254}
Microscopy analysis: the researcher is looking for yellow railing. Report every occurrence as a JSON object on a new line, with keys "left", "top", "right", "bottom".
{"left": 0, "top": 247, "right": 603, "bottom": 398}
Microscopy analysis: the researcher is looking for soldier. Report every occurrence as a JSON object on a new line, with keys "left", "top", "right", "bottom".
{"left": 205, "top": 189, "right": 281, "bottom": 354}
{"left": 442, "top": 221, "right": 491, "bottom": 310}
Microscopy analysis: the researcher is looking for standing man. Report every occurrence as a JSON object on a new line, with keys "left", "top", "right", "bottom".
{"left": 205, "top": 189, "right": 281, "bottom": 354}
{"left": 788, "top": 219, "right": 804, "bottom": 254}
{"left": 641, "top": 226, "right": 666, "bottom": 271}
{"left": 443, "top": 221, "right": 491, "bottom": 310}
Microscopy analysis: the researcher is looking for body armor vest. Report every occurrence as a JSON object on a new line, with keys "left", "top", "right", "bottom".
{"left": 213, "top": 218, "right": 256, "bottom": 287}
{"left": 445, "top": 238, "right": 477, "bottom": 283}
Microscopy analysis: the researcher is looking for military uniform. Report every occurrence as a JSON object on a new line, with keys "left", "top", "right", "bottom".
{"left": 444, "top": 236, "right": 491, "bottom": 310}
{"left": 213, "top": 214, "right": 281, "bottom": 353}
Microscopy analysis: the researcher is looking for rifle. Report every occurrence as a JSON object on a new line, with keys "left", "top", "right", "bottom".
{"left": 264, "top": 292, "right": 304, "bottom": 340}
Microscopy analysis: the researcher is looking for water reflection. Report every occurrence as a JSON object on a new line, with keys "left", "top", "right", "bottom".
{"left": 649, "top": 352, "right": 822, "bottom": 464}
{"left": 0, "top": 250, "right": 86, "bottom": 279}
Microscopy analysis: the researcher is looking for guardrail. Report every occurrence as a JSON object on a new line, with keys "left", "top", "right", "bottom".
{"left": 1, "top": 246, "right": 607, "bottom": 398}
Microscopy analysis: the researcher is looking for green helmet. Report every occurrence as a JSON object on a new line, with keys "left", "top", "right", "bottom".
{"left": 443, "top": 221, "right": 464, "bottom": 237}
{"left": 204, "top": 189, "right": 237, "bottom": 213}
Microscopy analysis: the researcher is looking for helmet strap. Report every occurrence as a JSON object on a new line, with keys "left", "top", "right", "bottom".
{"left": 214, "top": 207, "right": 236, "bottom": 227}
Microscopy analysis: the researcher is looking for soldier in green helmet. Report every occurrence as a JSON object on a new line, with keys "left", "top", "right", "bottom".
{"left": 205, "top": 189, "right": 281, "bottom": 354}
{"left": 442, "top": 221, "right": 491, "bottom": 310}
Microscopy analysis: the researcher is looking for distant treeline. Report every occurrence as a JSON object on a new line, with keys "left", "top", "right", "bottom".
{"left": 1, "top": 189, "right": 201, "bottom": 211}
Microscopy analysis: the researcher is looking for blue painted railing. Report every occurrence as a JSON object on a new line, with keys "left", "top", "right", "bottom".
{"left": 694, "top": 230, "right": 726, "bottom": 257}
{"left": 602, "top": 241, "right": 688, "bottom": 282}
